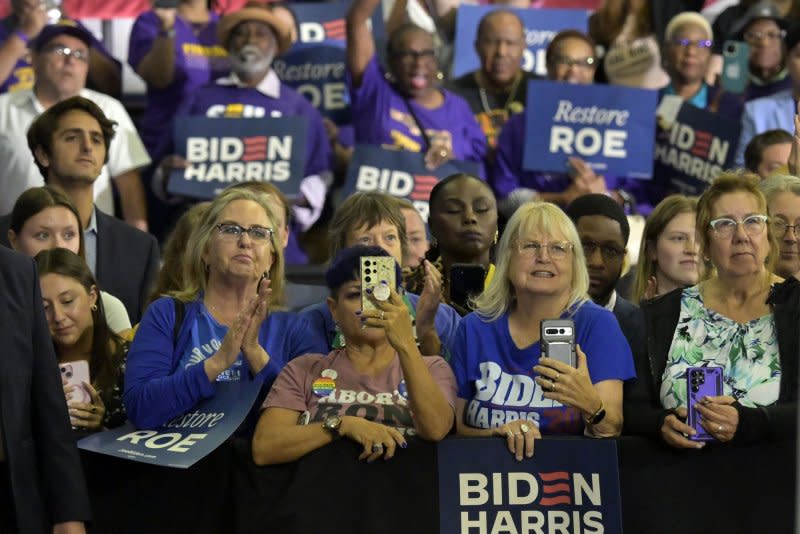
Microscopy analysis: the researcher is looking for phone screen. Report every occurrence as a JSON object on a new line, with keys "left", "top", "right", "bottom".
{"left": 449, "top": 264, "right": 486, "bottom": 312}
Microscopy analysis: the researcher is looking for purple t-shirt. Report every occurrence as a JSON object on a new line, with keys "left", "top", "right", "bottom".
{"left": 264, "top": 348, "right": 457, "bottom": 437}
{"left": 349, "top": 56, "right": 487, "bottom": 164}
{"left": 491, "top": 112, "right": 652, "bottom": 214}
{"left": 175, "top": 79, "right": 332, "bottom": 180}
{"left": 128, "top": 11, "right": 230, "bottom": 157}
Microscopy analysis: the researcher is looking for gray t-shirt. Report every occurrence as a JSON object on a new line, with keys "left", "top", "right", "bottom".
{"left": 264, "top": 349, "right": 457, "bottom": 436}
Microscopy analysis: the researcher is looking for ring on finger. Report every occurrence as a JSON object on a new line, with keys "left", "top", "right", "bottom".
{"left": 717, "top": 424, "right": 724, "bottom": 432}
{"left": 439, "top": 149, "right": 447, "bottom": 158}
{"left": 380, "top": 310, "right": 385, "bottom": 320}
{"left": 552, "top": 381, "right": 558, "bottom": 392}
{"left": 91, "top": 406, "right": 97, "bottom": 414}
{"left": 553, "top": 372, "right": 560, "bottom": 382}
{"left": 372, "top": 444, "right": 384, "bottom": 453}
{"left": 520, "top": 424, "right": 530, "bottom": 434}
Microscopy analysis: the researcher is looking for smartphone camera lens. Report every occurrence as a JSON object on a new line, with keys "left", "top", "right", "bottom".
{"left": 364, "top": 260, "right": 371, "bottom": 266}
{"left": 559, "top": 329, "right": 565, "bottom": 334}
{"left": 365, "top": 276, "right": 371, "bottom": 283}
{"left": 725, "top": 44, "right": 736, "bottom": 54}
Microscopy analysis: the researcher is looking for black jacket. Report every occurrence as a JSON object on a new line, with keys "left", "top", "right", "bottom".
{"left": 0, "top": 247, "right": 91, "bottom": 532}
{"left": 623, "top": 278, "right": 799, "bottom": 443}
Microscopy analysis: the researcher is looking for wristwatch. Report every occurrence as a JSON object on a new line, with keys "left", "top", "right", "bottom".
{"left": 585, "top": 401, "right": 606, "bottom": 425}
{"left": 322, "top": 415, "right": 342, "bottom": 436}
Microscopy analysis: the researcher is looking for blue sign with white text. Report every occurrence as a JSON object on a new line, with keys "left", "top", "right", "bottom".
{"left": 343, "top": 144, "right": 483, "bottom": 222}
{"left": 438, "top": 437, "right": 622, "bottom": 534}
{"left": 272, "top": 3, "right": 384, "bottom": 125}
{"left": 78, "top": 380, "right": 262, "bottom": 469}
{"left": 167, "top": 116, "right": 308, "bottom": 199}
{"left": 453, "top": 6, "right": 588, "bottom": 78}
{"left": 653, "top": 102, "right": 740, "bottom": 196}
{"left": 523, "top": 80, "right": 658, "bottom": 178}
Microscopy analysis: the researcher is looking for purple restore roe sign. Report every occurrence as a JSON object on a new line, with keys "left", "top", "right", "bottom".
{"left": 438, "top": 437, "right": 622, "bottom": 534}
{"left": 78, "top": 380, "right": 261, "bottom": 468}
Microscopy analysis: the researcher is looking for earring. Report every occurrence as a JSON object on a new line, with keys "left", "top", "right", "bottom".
{"left": 91, "top": 304, "right": 98, "bottom": 312}
{"left": 436, "top": 71, "right": 444, "bottom": 81}
{"left": 384, "top": 71, "right": 395, "bottom": 83}
{"left": 430, "top": 237, "right": 438, "bottom": 249}
{"left": 493, "top": 230, "right": 499, "bottom": 245}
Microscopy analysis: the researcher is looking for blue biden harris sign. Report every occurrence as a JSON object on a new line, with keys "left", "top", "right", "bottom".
{"left": 438, "top": 437, "right": 622, "bottom": 534}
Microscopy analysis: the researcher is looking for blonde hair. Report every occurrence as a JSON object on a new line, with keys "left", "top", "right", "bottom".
{"left": 473, "top": 202, "right": 589, "bottom": 321}
{"left": 171, "top": 189, "right": 284, "bottom": 303}
{"left": 759, "top": 174, "right": 800, "bottom": 203}
{"left": 696, "top": 171, "right": 779, "bottom": 280}
{"left": 631, "top": 195, "right": 697, "bottom": 304}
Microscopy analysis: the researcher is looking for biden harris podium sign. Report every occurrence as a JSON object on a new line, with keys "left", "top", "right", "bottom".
{"left": 167, "top": 116, "right": 308, "bottom": 200}
{"left": 78, "top": 380, "right": 261, "bottom": 469}
{"left": 438, "top": 437, "right": 622, "bottom": 534}
{"left": 523, "top": 80, "right": 658, "bottom": 178}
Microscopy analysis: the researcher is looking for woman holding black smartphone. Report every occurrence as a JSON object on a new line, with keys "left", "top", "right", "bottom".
{"left": 450, "top": 202, "right": 635, "bottom": 461}
{"left": 405, "top": 173, "right": 498, "bottom": 315}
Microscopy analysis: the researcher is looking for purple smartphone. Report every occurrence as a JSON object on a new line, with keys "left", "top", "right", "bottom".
{"left": 686, "top": 367, "right": 723, "bottom": 441}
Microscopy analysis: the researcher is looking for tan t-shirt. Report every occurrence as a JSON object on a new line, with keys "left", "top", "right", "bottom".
{"left": 264, "top": 349, "right": 457, "bottom": 436}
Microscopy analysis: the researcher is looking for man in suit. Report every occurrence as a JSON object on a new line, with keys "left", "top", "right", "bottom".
{"left": 0, "top": 95, "right": 159, "bottom": 322}
{"left": 0, "top": 246, "right": 90, "bottom": 533}
{"left": 565, "top": 194, "right": 645, "bottom": 354}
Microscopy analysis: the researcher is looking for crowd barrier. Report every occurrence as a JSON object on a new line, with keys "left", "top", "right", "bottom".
{"left": 81, "top": 435, "right": 795, "bottom": 533}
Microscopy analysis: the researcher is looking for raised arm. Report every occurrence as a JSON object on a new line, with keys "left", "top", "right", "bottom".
{"left": 345, "top": 0, "right": 380, "bottom": 88}
{"left": 0, "top": 0, "right": 45, "bottom": 87}
{"left": 130, "top": 9, "right": 178, "bottom": 90}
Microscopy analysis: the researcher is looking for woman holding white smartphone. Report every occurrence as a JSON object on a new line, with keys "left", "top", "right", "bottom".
{"left": 450, "top": 202, "right": 635, "bottom": 460}
{"left": 35, "top": 248, "right": 130, "bottom": 432}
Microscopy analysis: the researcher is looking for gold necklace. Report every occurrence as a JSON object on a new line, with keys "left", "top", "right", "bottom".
{"left": 475, "top": 70, "right": 524, "bottom": 117}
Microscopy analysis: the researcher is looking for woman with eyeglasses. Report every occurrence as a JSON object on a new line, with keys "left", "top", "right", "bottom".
{"left": 630, "top": 172, "right": 799, "bottom": 448}
{"left": 345, "top": 0, "right": 486, "bottom": 170}
{"left": 124, "top": 188, "right": 328, "bottom": 430}
{"left": 660, "top": 13, "right": 743, "bottom": 122}
{"left": 451, "top": 202, "right": 635, "bottom": 461}
{"left": 760, "top": 174, "right": 800, "bottom": 280}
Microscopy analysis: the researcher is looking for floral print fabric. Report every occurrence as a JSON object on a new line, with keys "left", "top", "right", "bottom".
{"left": 660, "top": 286, "right": 780, "bottom": 409}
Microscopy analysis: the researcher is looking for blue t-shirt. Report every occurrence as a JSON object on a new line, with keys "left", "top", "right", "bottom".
{"left": 124, "top": 297, "right": 329, "bottom": 429}
{"left": 451, "top": 302, "right": 635, "bottom": 434}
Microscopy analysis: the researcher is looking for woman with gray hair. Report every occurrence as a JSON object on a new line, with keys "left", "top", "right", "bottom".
{"left": 760, "top": 174, "right": 800, "bottom": 280}
{"left": 451, "top": 202, "right": 635, "bottom": 460}
{"left": 124, "top": 188, "right": 327, "bottom": 430}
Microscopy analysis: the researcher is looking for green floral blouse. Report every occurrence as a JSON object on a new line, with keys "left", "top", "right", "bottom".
{"left": 660, "top": 286, "right": 781, "bottom": 409}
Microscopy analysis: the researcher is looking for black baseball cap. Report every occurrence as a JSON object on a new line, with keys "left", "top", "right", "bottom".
{"left": 731, "top": 1, "right": 787, "bottom": 39}
{"left": 30, "top": 19, "right": 93, "bottom": 51}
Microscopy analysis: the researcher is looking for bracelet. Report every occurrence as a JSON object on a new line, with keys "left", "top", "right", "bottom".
{"left": 584, "top": 400, "right": 605, "bottom": 425}
{"left": 13, "top": 29, "right": 30, "bottom": 45}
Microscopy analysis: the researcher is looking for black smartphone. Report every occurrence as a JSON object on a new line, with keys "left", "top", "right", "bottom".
{"left": 449, "top": 263, "right": 486, "bottom": 312}
{"left": 540, "top": 319, "right": 576, "bottom": 367}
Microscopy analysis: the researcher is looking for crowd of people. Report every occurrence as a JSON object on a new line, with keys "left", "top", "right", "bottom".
{"left": 0, "top": 0, "right": 799, "bottom": 531}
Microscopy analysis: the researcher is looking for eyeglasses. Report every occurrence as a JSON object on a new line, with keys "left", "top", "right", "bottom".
{"left": 551, "top": 56, "right": 596, "bottom": 69}
{"left": 743, "top": 30, "right": 786, "bottom": 43}
{"left": 215, "top": 223, "right": 273, "bottom": 243}
{"left": 392, "top": 49, "right": 436, "bottom": 64}
{"left": 708, "top": 215, "right": 768, "bottom": 239}
{"left": 670, "top": 38, "right": 712, "bottom": 49}
{"left": 581, "top": 240, "right": 625, "bottom": 261}
{"left": 516, "top": 240, "right": 573, "bottom": 260}
{"left": 771, "top": 220, "right": 800, "bottom": 238}
{"left": 42, "top": 44, "right": 89, "bottom": 62}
